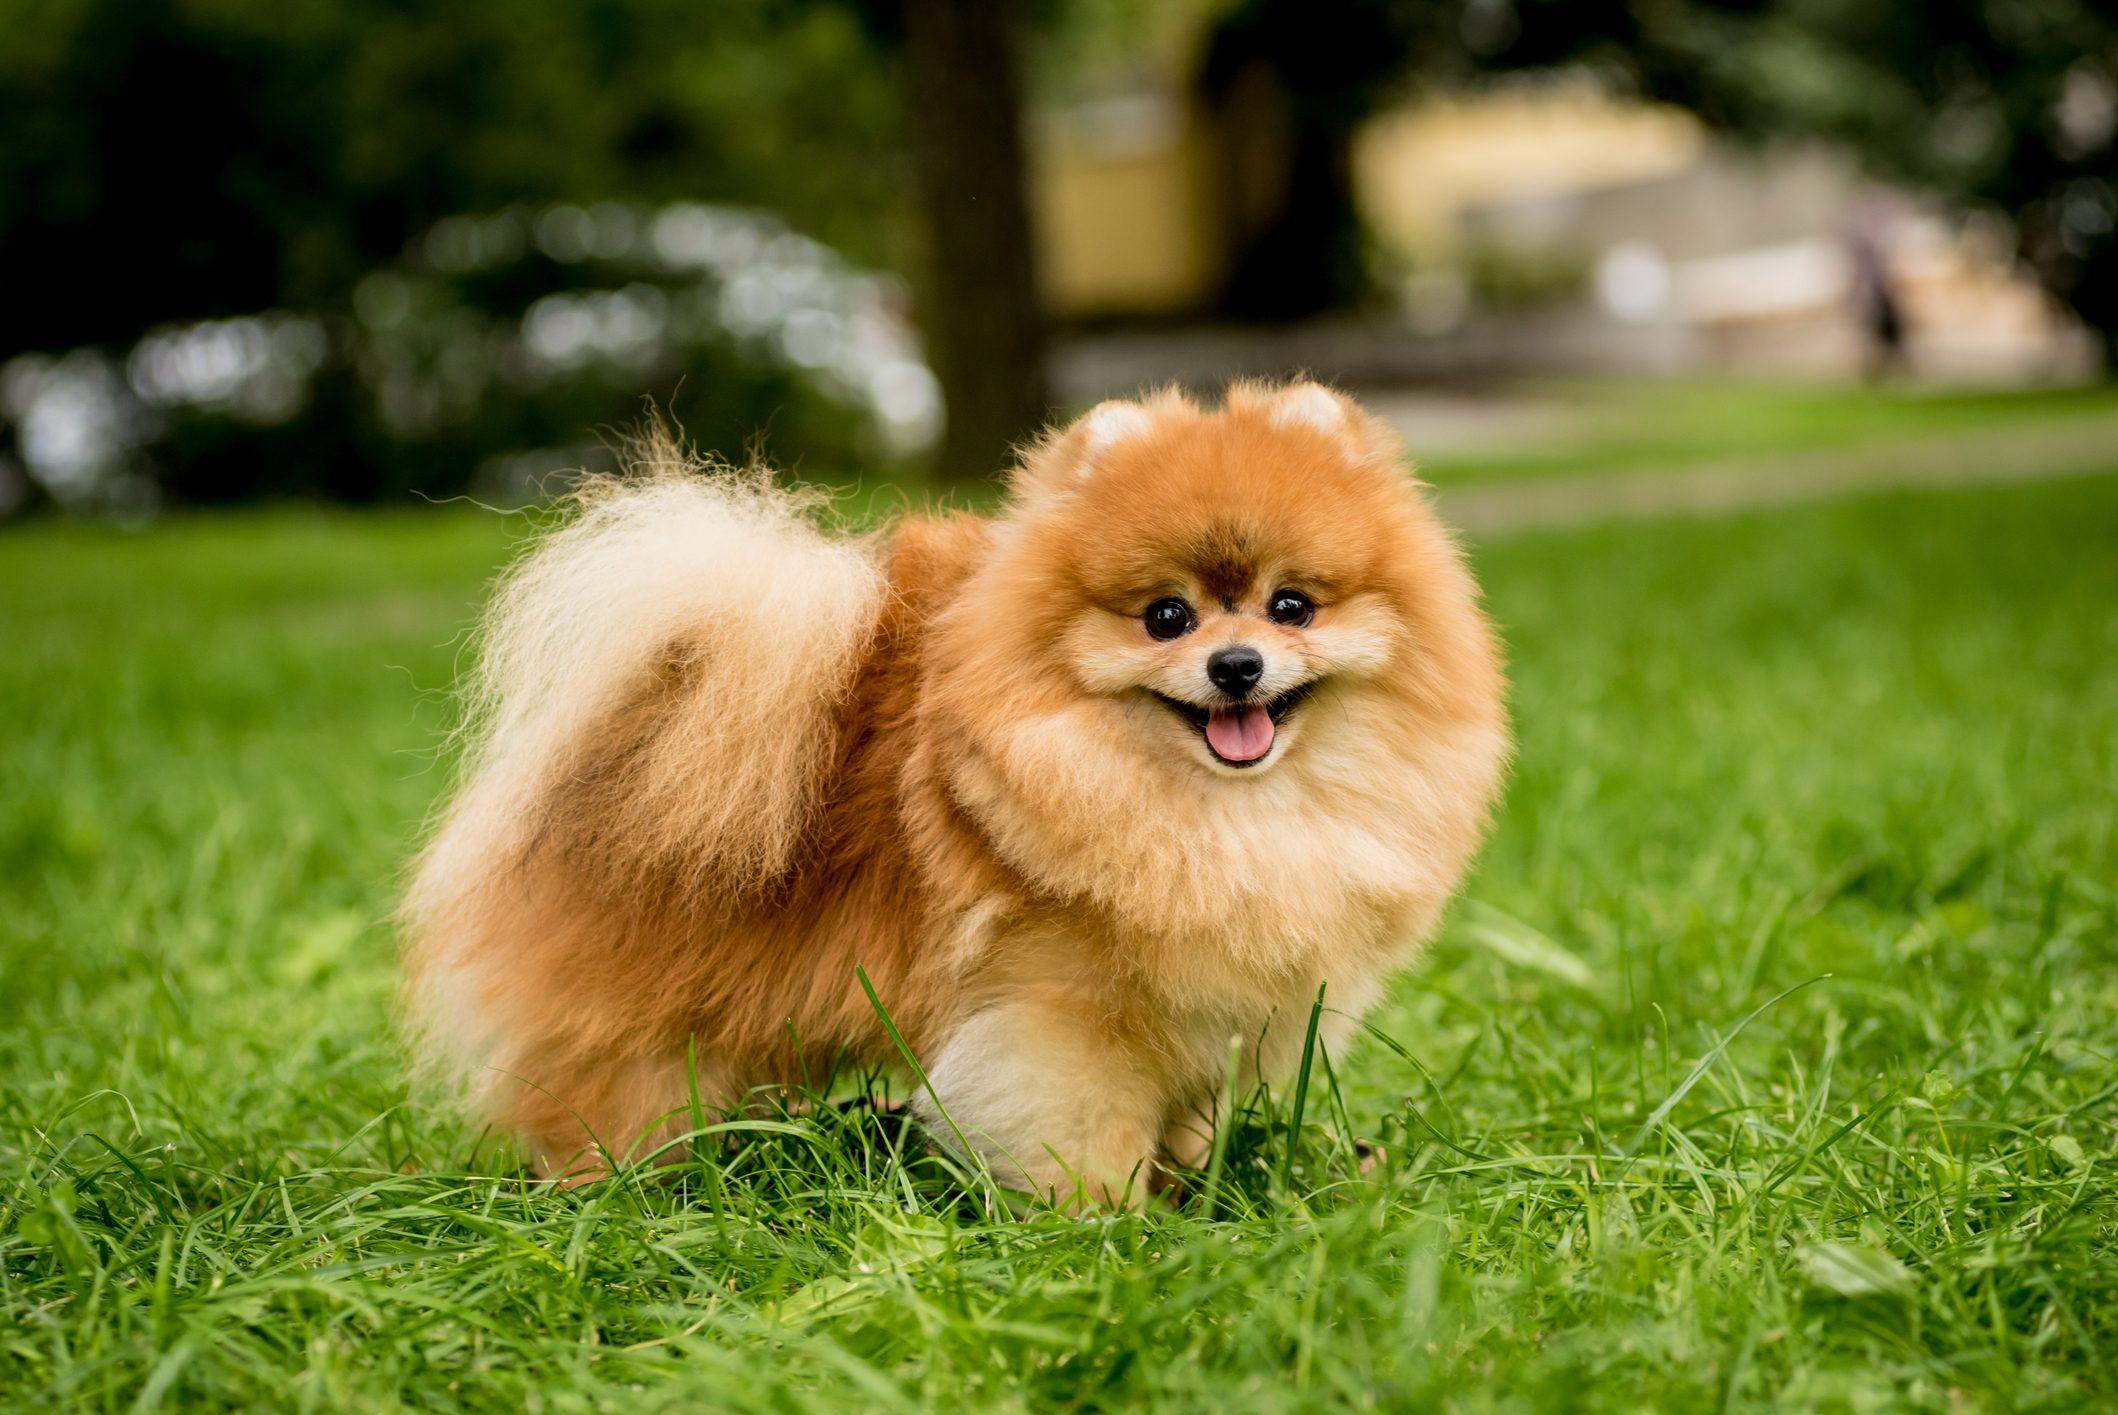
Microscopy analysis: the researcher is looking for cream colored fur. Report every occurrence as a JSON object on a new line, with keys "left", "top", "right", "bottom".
{"left": 404, "top": 443, "right": 883, "bottom": 1107}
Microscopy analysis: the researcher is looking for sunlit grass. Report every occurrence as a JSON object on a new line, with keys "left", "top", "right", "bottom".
{"left": 3, "top": 456, "right": 2115, "bottom": 1410}
{"left": 1418, "top": 377, "right": 2118, "bottom": 482}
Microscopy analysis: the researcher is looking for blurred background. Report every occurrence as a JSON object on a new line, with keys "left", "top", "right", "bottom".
{"left": 2, "top": 0, "right": 2115, "bottom": 515}
{"left": 10, "top": 4, "right": 2118, "bottom": 1401}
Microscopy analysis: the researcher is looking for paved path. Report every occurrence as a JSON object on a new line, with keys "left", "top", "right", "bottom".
{"left": 1427, "top": 408, "right": 2118, "bottom": 538}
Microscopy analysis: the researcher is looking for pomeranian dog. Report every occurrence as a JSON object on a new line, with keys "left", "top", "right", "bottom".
{"left": 404, "top": 380, "right": 1508, "bottom": 1206}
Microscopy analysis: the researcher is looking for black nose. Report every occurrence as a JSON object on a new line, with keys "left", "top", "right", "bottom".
{"left": 1207, "top": 645, "right": 1265, "bottom": 698}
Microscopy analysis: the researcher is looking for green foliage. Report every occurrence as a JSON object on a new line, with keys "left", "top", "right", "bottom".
{"left": 1460, "top": 238, "right": 1592, "bottom": 309}
{"left": 0, "top": 0, "right": 905, "bottom": 346}
{"left": 0, "top": 0, "right": 914, "bottom": 507}
{"left": 4, "top": 432, "right": 2118, "bottom": 1408}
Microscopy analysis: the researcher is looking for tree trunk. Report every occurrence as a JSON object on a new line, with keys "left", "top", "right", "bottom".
{"left": 1211, "top": 98, "right": 1365, "bottom": 320}
{"left": 901, "top": 0, "right": 1049, "bottom": 486}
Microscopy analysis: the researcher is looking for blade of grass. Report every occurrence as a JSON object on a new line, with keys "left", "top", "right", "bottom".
{"left": 855, "top": 964, "right": 993, "bottom": 1205}
{"left": 687, "top": 1034, "right": 730, "bottom": 1243}
{"left": 1623, "top": 976, "right": 1828, "bottom": 1157}
{"left": 1280, "top": 983, "right": 1326, "bottom": 1194}
{"left": 1200, "top": 1035, "right": 1244, "bottom": 1220}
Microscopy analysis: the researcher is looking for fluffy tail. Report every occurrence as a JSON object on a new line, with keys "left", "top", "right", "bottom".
{"left": 402, "top": 431, "right": 884, "bottom": 1093}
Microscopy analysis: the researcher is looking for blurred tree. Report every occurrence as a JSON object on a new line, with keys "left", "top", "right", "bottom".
{"left": 0, "top": 0, "right": 916, "bottom": 504}
{"left": 1195, "top": 0, "right": 1454, "bottom": 318}
{"left": 839, "top": 0, "right": 1050, "bottom": 485}
{"left": 900, "top": 0, "right": 1050, "bottom": 485}
{"left": 0, "top": 0, "right": 906, "bottom": 353}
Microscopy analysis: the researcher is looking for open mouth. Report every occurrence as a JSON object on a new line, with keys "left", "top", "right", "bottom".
{"left": 1154, "top": 684, "right": 1313, "bottom": 767}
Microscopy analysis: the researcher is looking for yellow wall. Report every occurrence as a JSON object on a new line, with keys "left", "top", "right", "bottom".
{"left": 1355, "top": 85, "right": 1704, "bottom": 256}
{"left": 1030, "top": 115, "right": 1221, "bottom": 318}
{"left": 1028, "top": 82, "right": 1707, "bottom": 318}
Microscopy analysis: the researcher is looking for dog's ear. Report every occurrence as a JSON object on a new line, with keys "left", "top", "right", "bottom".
{"left": 1229, "top": 379, "right": 1413, "bottom": 479}
{"left": 1009, "top": 391, "right": 1192, "bottom": 499}
{"left": 1261, "top": 380, "right": 1354, "bottom": 435}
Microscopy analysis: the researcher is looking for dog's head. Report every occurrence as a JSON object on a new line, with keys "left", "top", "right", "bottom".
{"left": 929, "top": 381, "right": 1508, "bottom": 946}
{"left": 977, "top": 382, "right": 1497, "bottom": 775}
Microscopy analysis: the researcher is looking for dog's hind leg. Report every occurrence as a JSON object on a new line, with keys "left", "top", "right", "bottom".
{"left": 492, "top": 1048, "right": 730, "bottom": 1184}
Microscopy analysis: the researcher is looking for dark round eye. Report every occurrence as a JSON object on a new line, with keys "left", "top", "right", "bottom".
{"left": 1143, "top": 597, "right": 1194, "bottom": 640}
{"left": 1268, "top": 589, "right": 1314, "bottom": 627}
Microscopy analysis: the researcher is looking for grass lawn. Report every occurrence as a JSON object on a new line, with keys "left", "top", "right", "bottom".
{"left": 1414, "top": 379, "right": 2118, "bottom": 483}
{"left": 3, "top": 461, "right": 2116, "bottom": 1410}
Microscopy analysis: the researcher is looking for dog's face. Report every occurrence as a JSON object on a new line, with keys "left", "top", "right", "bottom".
{"left": 1053, "top": 458, "right": 1401, "bottom": 778}
{"left": 981, "top": 383, "right": 1482, "bottom": 781}
{"left": 930, "top": 381, "right": 1507, "bottom": 949}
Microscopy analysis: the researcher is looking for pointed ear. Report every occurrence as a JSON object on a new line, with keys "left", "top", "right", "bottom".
{"left": 1266, "top": 380, "right": 1356, "bottom": 435}
{"left": 1231, "top": 379, "right": 1410, "bottom": 475}
{"left": 1009, "top": 392, "right": 1188, "bottom": 498}
{"left": 1076, "top": 400, "right": 1156, "bottom": 458}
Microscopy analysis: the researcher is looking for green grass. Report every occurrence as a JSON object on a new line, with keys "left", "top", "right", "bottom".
{"left": 1417, "top": 378, "right": 2118, "bottom": 483}
{"left": 4, "top": 462, "right": 2117, "bottom": 1411}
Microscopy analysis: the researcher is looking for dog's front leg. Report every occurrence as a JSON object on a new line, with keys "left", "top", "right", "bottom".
{"left": 915, "top": 992, "right": 1168, "bottom": 1211}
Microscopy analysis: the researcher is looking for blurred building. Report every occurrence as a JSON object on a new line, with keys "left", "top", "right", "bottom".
{"left": 1034, "top": 92, "right": 1224, "bottom": 319}
{"left": 1031, "top": 75, "right": 2097, "bottom": 397}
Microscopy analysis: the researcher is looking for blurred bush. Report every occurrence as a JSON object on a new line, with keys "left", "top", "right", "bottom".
{"left": 1461, "top": 239, "right": 1591, "bottom": 309}
{"left": 0, "top": 0, "right": 924, "bottom": 512}
{"left": 2, "top": 201, "right": 939, "bottom": 512}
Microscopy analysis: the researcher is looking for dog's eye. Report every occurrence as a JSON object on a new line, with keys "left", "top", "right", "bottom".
{"left": 1143, "top": 598, "right": 1194, "bottom": 640}
{"left": 1268, "top": 589, "right": 1314, "bottom": 627}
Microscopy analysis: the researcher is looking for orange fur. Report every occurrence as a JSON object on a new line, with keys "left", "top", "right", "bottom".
{"left": 403, "top": 383, "right": 1510, "bottom": 1205}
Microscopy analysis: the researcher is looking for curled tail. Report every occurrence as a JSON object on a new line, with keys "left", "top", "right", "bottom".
{"left": 402, "top": 431, "right": 883, "bottom": 1099}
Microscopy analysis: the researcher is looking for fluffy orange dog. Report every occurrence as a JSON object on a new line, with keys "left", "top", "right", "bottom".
{"left": 404, "top": 381, "right": 1508, "bottom": 1205}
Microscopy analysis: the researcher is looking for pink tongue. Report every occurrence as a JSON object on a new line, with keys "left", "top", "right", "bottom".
{"left": 1205, "top": 703, "right": 1275, "bottom": 762}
